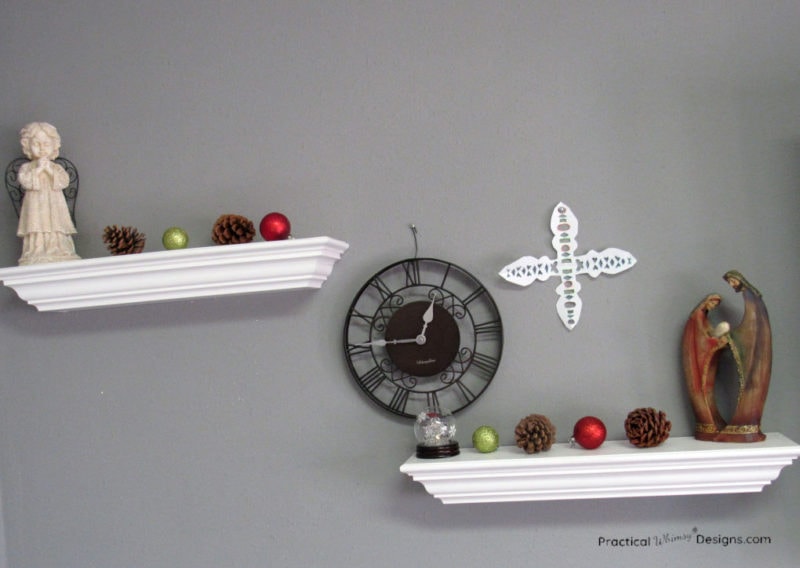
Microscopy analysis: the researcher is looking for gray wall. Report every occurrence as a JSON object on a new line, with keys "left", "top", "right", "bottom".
{"left": 1, "top": 1, "right": 798, "bottom": 567}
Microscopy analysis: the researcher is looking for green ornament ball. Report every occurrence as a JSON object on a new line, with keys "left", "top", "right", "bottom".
{"left": 162, "top": 227, "right": 189, "bottom": 250}
{"left": 472, "top": 425, "right": 500, "bottom": 453}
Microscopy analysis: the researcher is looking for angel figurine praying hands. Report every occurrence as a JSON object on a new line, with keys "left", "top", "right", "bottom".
{"left": 16, "top": 122, "right": 80, "bottom": 265}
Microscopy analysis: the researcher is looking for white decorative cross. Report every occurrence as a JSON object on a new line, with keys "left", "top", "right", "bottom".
{"left": 499, "top": 202, "right": 636, "bottom": 330}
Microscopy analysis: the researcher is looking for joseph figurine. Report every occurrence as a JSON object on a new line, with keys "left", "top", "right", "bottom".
{"left": 715, "top": 270, "right": 771, "bottom": 442}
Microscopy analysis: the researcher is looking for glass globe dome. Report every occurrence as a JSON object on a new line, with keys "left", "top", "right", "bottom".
{"left": 414, "top": 406, "right": 460, "bottom": 458}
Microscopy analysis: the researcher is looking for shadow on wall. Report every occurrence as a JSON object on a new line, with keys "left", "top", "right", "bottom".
{"left": 387, "top": 474, "right": 779, "bottom": 532}
{"left": 0, "top": 287, "right": 318, "bottom": 337}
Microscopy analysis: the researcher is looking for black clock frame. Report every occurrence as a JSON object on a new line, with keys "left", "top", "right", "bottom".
{"left": 343, "top": 257, "right": 503, "bottom": 419}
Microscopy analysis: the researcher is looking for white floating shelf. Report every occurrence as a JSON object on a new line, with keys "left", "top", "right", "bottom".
{"left": 0, "top": 236, "right": 349, "bottom": 311}
{"left": 400, "top": 432, "right": 800, "bottom": 504}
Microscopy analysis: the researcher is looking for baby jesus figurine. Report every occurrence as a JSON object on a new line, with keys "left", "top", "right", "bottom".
{"left": 16, "top": 122, "right": 80, "bottom": 265}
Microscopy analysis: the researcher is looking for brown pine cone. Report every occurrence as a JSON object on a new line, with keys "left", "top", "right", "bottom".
{"left": 514, "top": 413, "right": 557, "bottom": 454}
{"left": 102, "top": 225, "right": 146, "bottom": 255}
{"left": 625, "top": 407, "right": 672, "bottom": 448}
{"left": 212, "top": 214, "right": 255, "bottom": 245}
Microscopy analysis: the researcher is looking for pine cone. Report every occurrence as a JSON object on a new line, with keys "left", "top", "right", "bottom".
{"left": 625, "top": 407, "right": 672, "bottom": 448}
{"left": 514, "top": 413, "right": 557, "bottom": 454}
{"left": 102, "top": 225, "right": 146, "bottom": 255}
{"left": 212, "top": 214, "right": 255, "bottom": 245}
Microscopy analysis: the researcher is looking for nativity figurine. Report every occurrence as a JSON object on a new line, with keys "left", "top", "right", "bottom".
{"left": 681, "top": 270, "right": 771, "bottom": 443}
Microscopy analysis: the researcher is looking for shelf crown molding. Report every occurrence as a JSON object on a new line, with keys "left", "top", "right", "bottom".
{"left": 0, "top": 236, "right": 349, "bottom": 311}
{"left": 400, "top": 432, "right": 800, "bottom": 504}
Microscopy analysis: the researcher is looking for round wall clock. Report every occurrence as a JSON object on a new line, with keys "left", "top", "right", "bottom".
{"left": 343, "top": 257, "right": 503, "bottom": 419}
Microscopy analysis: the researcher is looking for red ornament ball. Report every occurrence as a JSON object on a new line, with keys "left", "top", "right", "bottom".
{"left": 259, "top": 212, "right": 291, "bottom": 241}
{"left": 571, "top": 416, "right": 607, "bottom": 449}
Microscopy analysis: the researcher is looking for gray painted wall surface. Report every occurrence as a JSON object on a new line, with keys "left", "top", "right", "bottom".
{"left": 0, "top": 2, "right": 798, "bottom": 567}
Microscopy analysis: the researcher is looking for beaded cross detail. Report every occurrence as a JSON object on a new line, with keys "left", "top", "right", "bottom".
{"left": 499, "top": 202, "right": 636, "bottom": 330}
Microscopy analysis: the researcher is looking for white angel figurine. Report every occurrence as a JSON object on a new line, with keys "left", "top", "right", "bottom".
{"left": 16, "top": 122, "right": 80, "bottom": 265}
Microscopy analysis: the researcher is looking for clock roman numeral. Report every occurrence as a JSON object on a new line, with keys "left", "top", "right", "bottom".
{"left": 389, "top": 387, "right": 410, "bottom": 414}
{"left": 368, "top": 275, "right": 393, "bottom": 302}
{"left": 462, "top": 285, "right": 486, "bottom": 306}
{"left": 426, "top": 391, "right": 440, "bottom": 408}
{"left": 474, "top": 319, "right": 502, "bottom": 337}
{"left": 471, "top": 352, "right": 500, "bottom": 377}
{"left": 438, "top": 262, "right": 453, "bottom": 288}
{"left": 347, "top": 343, "right": 373, "bottom": 357}
{"left": 402, "top": 259, "right": 420, "bottom": 286}
{"left": 349, "top": 309, "right": 374, "bottom": 327}
{"left": 358, "top": 366, "right": 386, "bottom": 392}
{"left": 454, "top": 380, "right": 477, "bottom": 404}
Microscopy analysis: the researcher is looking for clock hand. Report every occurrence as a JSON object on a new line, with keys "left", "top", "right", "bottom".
{"left": 354, "top": 338, "right": 420, "bottom": 347}
{"left": 355, "top": 299, "right": 438, "bottom": 349}
{"left": 418, "top": 297, "right": 436, "bottom": 341}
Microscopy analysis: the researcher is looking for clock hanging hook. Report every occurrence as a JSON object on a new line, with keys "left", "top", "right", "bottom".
{"left": 410, "top": 224, "right": 419, "bottom": 259}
